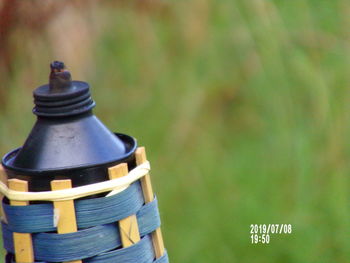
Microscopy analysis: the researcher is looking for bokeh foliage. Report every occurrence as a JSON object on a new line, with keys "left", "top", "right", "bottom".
{"left": 0, "top": 0, "right": 349, "bottom": 262}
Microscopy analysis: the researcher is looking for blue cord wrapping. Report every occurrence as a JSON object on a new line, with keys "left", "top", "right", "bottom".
{"left": 1, "top": 180, "right": 169, "bottom": 263}
{"left": 7, "top": 244, "right": 169, "bottom": 263}
{"left": 86, "top": 235, "right": 169, "bottom": 263}
{"left": 3, "top": 182, "right": 144, "bottom": 233}
{"left": 2, "top": 198, "right": 160, "bottom": 261}
{"left": 86, "top": 235, "right": 154, "bottom": 263}
{"left": 7, "top": 249, "right": 170, "bottom": 263}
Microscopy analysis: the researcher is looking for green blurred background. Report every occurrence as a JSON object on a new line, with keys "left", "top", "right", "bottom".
{"left": 0, "top": 0, "right": 349, "bottom": 262}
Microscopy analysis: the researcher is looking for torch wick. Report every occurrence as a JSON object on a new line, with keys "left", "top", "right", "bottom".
{"left": 49, "top": 61, "right": 72, "bottom": 92}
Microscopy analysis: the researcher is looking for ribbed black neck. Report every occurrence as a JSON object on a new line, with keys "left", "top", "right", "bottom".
{"left": 33, "top": 81, "right": 95, "bottom": 117}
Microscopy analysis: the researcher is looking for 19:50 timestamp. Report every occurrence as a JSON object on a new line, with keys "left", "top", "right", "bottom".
{"left": 251, "top": 234, "right": 270, "bottom": 244}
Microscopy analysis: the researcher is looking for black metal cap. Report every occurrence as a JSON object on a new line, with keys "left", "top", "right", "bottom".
{"left": 2, "top": 61, "right": 137, "bottom": 191}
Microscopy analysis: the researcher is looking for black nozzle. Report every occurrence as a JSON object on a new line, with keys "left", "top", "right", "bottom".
{"left": 33, "top": 61, "right": 95, "bottom": 117}
{"left": 50, "top": 61, "right": 65, "bottom": 72}
{"left": 49, "top": 61, "right": 72, "bottom": 92}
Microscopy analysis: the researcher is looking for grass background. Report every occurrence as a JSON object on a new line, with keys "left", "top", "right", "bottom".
{"left": 0, "top": 0, "right": 349, "bottom": 262}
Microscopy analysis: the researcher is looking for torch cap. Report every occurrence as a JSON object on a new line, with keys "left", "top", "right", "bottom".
{"left": 2, "top": 61, "right": 137, "bottom": 191}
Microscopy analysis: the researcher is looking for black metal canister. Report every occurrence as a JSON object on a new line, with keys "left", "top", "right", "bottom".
{"left": 2, "top": 61, "right": 137, "bottom": 191}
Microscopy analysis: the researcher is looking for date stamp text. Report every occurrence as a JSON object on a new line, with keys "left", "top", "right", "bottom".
{"left": 250, "top": 224, "right": 292, "bottom": 244}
